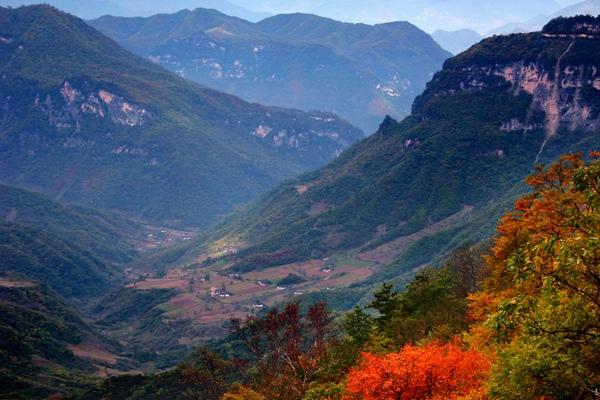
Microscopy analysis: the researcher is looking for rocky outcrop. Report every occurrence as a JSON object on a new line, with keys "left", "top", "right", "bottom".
{"left": 251, "top": 118, "right": 348, "bottom": 152}
{"left": 500, "top": 118, "right": 540, "bottom": 132}
{"left": 429, "top": 44, "right": 600, "bottom": 136}
{"left": 496, "top": 49, "right": 599, "bottom": 136}
{"left": 36, "top": 81, "right": 149, "bottom": 130}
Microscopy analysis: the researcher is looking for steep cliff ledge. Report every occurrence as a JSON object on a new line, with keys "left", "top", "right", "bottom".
{"left": 414, "top": 18, "right": 600, "bottom": 141}
{"left": 542, "top": 15, "right": 600, "bottom": 36}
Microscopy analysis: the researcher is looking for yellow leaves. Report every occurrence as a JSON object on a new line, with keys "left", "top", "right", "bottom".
{"left": 464, "top": 153, "right": 600, "bottom": 398}
{"left": 467, "top": 292, "right": 501, "bottom": 323}
{"left": 483, "top": 153, "right": 599, "bottom": 296}
{"left": 220, "top": 384, "right": 265, "bottom": 400}
{"left": 533, "top": 256, "right": 545, "bottom": 270}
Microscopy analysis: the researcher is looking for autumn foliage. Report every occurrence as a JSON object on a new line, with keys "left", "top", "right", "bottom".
{"left": 344, "top": 341, "right": 491, "bottom": 400}
{"left": 343, "top": 153, "right": 599, "bottom": 400}
{"left": 469, "top": 153, "right": 600, "bottom": 398}
{"left": 167, "top": 153, "right": 599, "bottom": 400}
{"left": 231, "top": 302, "right": 335, "bottom": 400}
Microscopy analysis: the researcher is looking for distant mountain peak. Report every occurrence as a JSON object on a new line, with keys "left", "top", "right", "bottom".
{"left": 91, "top": 8, "right": 450, "bottom": 132}
{"left": 431, "top": 29, "right": 483, "bottom": 55}
{"left": 0, "top": 4, "right": 362, "bottom": 227}
{"left": 379, "top": 115, "right": 398, "bottom": 130}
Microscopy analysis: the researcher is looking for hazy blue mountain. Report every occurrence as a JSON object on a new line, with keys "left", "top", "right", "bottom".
{"left": 0, "top": 0, "right": 129, "bottom": 18}
{"left": 113, "top": 0, "right": 272, "bottom": 21}
{"left": 488, "top": 0, "right": 600, "bottom": 35}
{"left": 431, "top": 29, "right": 483, "bottom": 55}
{"left": 0, "top": 0, "right": 569, "bottom": 31}
{"left": 0, "top": 5, "right": 362, "bottom": 227}
{"left": 197, "top": 0, "right": 271, "bottom": 22}
{"left": 90, "top": 9, "right": 450, "bottom": 132}
{"left": 229, "top": 0, "right": 562, "bottom": 32}
{"left": 0, "top": 0, "right": 271, "bottom": 20}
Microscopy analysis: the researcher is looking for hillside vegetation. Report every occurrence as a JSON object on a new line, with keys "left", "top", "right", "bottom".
{"left": 75, "top": 154, "right": 600, "bottom": 399}
{"left": 1, "top": 14, "right": 599, "bottom": 400}
{"left": 0, "top": 283, "right": 121, "bottom": 400}
{"left": 90, "top": 9, "right": 450, "bottom": 131}
{"left": 0, "top": 5, "right": 362, "bottom": 228}
{"left": 164, "top": 17, "right": 600, "bottom": 277}
{"left": 0, "top": 185, "right": 139, "bottom": 264}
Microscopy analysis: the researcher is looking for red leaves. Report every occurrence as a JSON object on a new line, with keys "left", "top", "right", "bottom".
{"left": 233, "top": 302, "right": 335, "bottom": 400}
{"left": 344, "top": 341, "right": 490, "bottom": 400}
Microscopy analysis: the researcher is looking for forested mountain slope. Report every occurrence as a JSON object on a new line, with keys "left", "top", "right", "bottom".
{"left": 0, "top": 282, "right": 130, "bottom": 400}
{"left": 176, "top": 16, "right": 600, "bottom": 275}
{"left": 0, "top": 5, "right": 362, "bottom": 228}
{"left": 0, "top": 184, "right": 139, "bottom": 263}
{"left": 90, "top": 9, "right": 450, "bottom": 131}
{"left": 91, "top": 17, "right": 600, "bottom": 357}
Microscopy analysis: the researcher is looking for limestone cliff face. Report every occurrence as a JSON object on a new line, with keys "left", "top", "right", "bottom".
{"left": 500, "top": 60, "right": 599, "bottom": 135}
{"left": 422, "top": 46, "right": 600, "bottom": 136}
{"left": 35, "top": 81, "right": 150, "bottom": 130}
{"left": 251, "top": 120, "right": 347, "bottom": 151}
{"left": 450, "top": 57, "right": 600, "bottom": 137}
{"left": 415, "top": 19, "right": 600, "bottom": 143}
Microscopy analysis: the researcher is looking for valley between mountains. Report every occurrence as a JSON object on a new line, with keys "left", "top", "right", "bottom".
{"left": 0, "top": 3, "right": 599, "bottom": 400}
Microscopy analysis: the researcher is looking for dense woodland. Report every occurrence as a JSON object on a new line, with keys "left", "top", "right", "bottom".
{"left": 1, "top": 5, "right": 600, "bottom": 400}
{"left": 78, "top": 153, "right": 600, "bottom": 400}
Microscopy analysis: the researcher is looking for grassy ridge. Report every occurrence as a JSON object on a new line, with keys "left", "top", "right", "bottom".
{"left": 0, "top": 184, "right": 138, "bottom": 264}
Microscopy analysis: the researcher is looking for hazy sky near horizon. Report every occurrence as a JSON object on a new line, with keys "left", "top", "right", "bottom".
{"left": 234, "top": 0, "right": 586, "bottom": 32}
{"left": 0, "top": 0, "right": 593, "bottom": 33}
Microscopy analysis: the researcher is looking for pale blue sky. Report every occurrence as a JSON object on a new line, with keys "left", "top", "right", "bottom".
{"left": 1, "top": 0, "right": 596, "bottom": 33}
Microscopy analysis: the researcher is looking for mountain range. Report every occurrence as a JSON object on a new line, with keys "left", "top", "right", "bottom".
{"left": 0, "top": 5, "right": 362, "bottom": 228}
{"left": 431, "top": 29, "right": 483, "bottom": 55}
{"left": 160, "top": 14, "right": 600, "bottom": 299}
{"left": 2, "top": 0, "right": 566, "bottom": 32}
{"left": 227, "top": 0, "right": 565, "bottom": 32}
{"left": 19, "top": 17, "right": 592, "bottom": 377}
{"left": 488, "top": 0, "right": 600, "bottom": 35}
{"left": 0, "top": 0, "right": 272, "bottom": 21}
{"left": 1, "top": 4, "right": 600, "bottom": 399}
{"left": 89, "top": 9, "right": 451, "bottom": 132}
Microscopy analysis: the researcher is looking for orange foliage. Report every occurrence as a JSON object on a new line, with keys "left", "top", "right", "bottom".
{"left": 485, "top": 153, "right": 587, "bottom": 287}
{"left": 344, "top": 341, "right": 491, "bottom": 400}
{"left": 468, "top": 153, "right": 595, "bottom": 327}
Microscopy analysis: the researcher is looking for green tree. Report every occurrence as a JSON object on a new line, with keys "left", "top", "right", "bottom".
{"left": 387, "top": 268, "right": 468, "bottom": 345}
{"left": 368, "top": 283, "right": 400, "bottom": 330}
{"left": 343, "top": 306, "right": 374, "bottom": 347}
